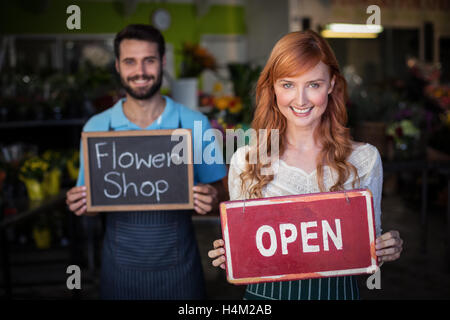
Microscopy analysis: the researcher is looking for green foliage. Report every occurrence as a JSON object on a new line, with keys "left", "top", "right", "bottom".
{"left": 227, "top": 63, "right": 262, "bottom": 124}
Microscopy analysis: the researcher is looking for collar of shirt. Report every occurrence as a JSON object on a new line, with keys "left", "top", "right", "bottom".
{"left": 109, "top": 96, "right": 179, "bottom": 130}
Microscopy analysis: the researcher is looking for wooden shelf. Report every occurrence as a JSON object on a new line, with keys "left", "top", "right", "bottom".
{"left": 0, "top": 119, "right": 87, "bottom": 129}
{"left": 1, "top": 189, "right": 68, "bottom": 229}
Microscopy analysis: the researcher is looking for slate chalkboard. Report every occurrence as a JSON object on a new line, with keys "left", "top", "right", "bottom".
{"left": 82, "top": 129, "right": 194, "bottom": 212}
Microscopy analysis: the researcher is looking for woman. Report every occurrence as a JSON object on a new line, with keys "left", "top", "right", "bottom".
{"left": 208, "top": 30, "right": 403, "bottom": 300}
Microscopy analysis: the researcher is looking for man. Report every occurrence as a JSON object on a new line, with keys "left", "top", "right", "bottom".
{"left": 65, "top": 24, "right": 227, "bottom": 299}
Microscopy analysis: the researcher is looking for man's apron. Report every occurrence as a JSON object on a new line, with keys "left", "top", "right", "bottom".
{"left": 99, "top": 118, "right": 205, "bottom": 299}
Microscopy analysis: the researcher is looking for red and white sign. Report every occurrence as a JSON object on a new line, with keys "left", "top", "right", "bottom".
{"left": 220, "top": 189, "right": 378, "bottom": 285}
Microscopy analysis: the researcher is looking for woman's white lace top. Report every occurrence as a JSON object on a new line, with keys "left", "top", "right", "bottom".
{"left": 228, "top": 143, "right": 383, "bottom": 236}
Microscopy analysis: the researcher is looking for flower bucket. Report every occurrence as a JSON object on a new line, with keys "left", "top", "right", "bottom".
{"left": 23, "top": 178, "right": 45, "bottom": 201}
{"left": 67, "top": 160, "right": 79, "bottom": 181}
{"left": 43, "top": 168, "right": 61, "bottom": 196}
{"left": 33, "top": 227, "right": 51, "bottom": 249}
{"left": 171, "top": 78, "right": 198, "bottom": 110}
{"left": 426, "top": 146, "right": 450, "bottom": 162}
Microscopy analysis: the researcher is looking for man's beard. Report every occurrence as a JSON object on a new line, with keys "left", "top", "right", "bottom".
{"left": 120, "top": 68, "right": 163, "bottom": 100}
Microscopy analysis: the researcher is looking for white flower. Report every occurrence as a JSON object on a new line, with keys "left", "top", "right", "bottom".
{"left": 82, "top": 45, "right": 112, "bottom": 68}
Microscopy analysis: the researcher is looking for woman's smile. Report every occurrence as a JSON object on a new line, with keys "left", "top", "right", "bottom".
{"left": 289, "top": 105, "right": 314, "bottom": 117}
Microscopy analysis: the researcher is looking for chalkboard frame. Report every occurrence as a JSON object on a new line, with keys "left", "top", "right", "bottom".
{"left": 82, "top": 129, "right": 194, "bottom": 212}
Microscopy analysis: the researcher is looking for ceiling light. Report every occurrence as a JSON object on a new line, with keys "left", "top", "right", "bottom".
{"left": 321, "top": 23, "right": 383, "bottom": 39}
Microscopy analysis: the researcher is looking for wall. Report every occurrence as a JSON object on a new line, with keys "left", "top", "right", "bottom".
{"left": 246, "top": 0, "right": 290, "bottom": 65}
{"left": 1, "top": 0, "right": 246, "bottom": 37}
{"left": 289, "top": 0, "right": 450, "bottom": 64}
{"left": 1, "top": 0, "right": 247, "bottom": 77}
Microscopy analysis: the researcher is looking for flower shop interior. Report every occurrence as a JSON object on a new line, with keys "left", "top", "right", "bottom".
{"left": 1, "top": 0, "right": 450, "bottom": 300}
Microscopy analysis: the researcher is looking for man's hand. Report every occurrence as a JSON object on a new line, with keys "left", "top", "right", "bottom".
{"left": 192, "top": 179, "right": 228, "bottom": 215}
{"left": 192, "top": 184, "right": 218, "bottom": 215}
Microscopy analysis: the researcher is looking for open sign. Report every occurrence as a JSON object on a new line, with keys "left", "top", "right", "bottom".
{"left": 220, "top": 189, "right": 378, "bottom": 285}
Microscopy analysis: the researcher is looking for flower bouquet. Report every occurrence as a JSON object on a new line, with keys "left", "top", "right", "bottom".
{"left": 386, "top": 119, "right": 421, "bottom": 160}
{"left": 19, "top": 156, "right": 49, "bottom": 200}
{"left": 423, "top": 84, "right": 450, "bottom": 158}
{"left": 179, "top": 42, "right": 217, "bottom": 78}
{"left": 425, "top": 84, "right": 450, "bottom": 111}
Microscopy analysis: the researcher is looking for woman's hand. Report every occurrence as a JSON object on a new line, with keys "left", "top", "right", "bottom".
{"left": 66, "top": 186, "right": 97, "bottom": 216}
{"left": 375, "top": 230, "right": 403, "bottom": 263}
{"left": 208, "top": 239, "right": 226, "bottom": 269}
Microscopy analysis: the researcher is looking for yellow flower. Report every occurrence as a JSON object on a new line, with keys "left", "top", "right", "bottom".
{"left": 20, "top": 156, "right": 50, "bottom": 181}
{"left": 213, "top": 82, "right": 223, "bottom": 93}
{"left": 214, "top": 97, "right": 230, "bottom": 110}
{"left": 440, "top": 111, "right": 450, "bottom": 127}
{"left": 228, "top": 97, "right": 243, "bottom": 114}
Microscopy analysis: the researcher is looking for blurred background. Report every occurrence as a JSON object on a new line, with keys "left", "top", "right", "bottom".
{"left": 0, "top": 0, "right": 449, "bottom": 300}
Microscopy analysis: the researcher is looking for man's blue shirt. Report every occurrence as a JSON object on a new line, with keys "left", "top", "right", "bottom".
{"left": 76, "top": 96, "right": 227, "bottom": 186}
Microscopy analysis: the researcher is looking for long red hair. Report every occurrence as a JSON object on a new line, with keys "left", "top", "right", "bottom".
{"left": 241, "top": 30, "right": 358, "bottom": 198}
